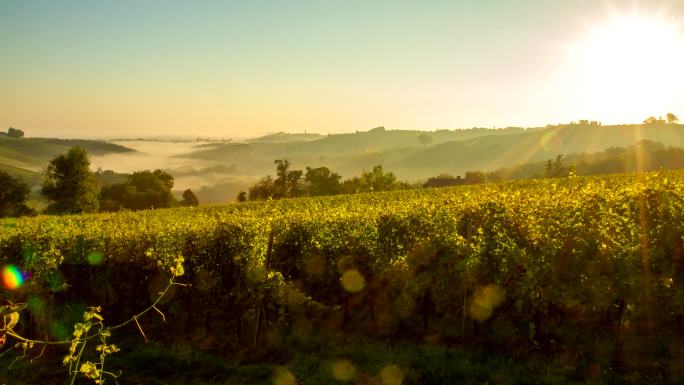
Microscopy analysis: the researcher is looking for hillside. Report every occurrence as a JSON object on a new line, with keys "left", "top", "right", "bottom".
{"left": 490, "top": 140, "right": 684, "bottom": 179}
{"left": 0, "top": 163, "right": 42, "bottom": 185}
{"left": 5, "top": 124, "right": 684, "bottom": 205}
{"left": 0, "top": 136, "right": 135, "bottom": 181}
{"left": 182, "top": 123, "right": 684, "bottom": 182}
{"left": 393, "top": 123, "right": 684, "bottom": 178}
{"left": 247, "top": 132, "right": 325, "bottom": 143}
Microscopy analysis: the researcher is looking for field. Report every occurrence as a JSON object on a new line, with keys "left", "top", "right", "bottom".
{"left": 1, "top": 171, "right": 684, "bottom": 384}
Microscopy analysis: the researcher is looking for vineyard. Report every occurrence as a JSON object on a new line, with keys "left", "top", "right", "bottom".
{"left": 2, "top": 171, "right": 684, "bottom": 384}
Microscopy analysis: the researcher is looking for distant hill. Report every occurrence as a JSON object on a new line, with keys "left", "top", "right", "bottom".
{"left": 0, "top": 136, "right": 135, "bottom": 184}
{"left": 6, "top": 123, "right": 684, "bottom": 205}
{"left": 182, "top": 123, "right": 684, "bottom": 181}
{"left": 490, "top": 140, "right": 684, "bottom": 180}
{"left": 281, "top": 126, "right": 526, "bottom": 156}
{"left": 247, "top": 132, "right": 324, "bottom": 143}
{"left": 395, "top": 123, "right": 684, "bottom": 179}
{"left": 181, "top": 126, "right": 532, "bottom": 176}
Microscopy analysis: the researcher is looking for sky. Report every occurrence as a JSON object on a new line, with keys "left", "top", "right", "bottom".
{"left": 1, "top": 0, "right": 684, "bottom": 139}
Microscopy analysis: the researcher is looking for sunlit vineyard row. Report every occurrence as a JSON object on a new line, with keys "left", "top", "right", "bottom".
{"left": 1, "top": 171, "right": 683, "bottom": 359}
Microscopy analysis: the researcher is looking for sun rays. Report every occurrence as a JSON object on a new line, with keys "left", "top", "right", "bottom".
{"left": 567, "top": 9, "right": 684, "bottom": 123}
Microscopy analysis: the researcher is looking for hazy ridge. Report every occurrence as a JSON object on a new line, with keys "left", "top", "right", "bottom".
{"left": 3, "top": 123, "right": 684, "bottom": 203}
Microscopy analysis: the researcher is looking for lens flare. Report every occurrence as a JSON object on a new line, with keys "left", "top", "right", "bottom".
{"left": 2, "top": 265, "right": 24, "bottom": 290}
{"left": 87, "top": 251, "right": 104, "bottom": 265}
{"left": 341, "top": 269, "right": 366, "bottom": 293}
{"left": 469, "top": 284, "right": 505, "bottom": 322}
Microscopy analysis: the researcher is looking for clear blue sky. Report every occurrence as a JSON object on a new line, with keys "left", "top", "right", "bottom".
{"left": 1, "top": 0, "right": 683, "bottom": 138}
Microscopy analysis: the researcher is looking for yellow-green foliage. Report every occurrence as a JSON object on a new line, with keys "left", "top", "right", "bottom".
{"left": 1, "top": 171, "right": 684, "bottom": 346}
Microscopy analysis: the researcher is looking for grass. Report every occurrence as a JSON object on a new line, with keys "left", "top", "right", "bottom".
{"left": 2, "top": 332, "right": 680, "bottom": 385}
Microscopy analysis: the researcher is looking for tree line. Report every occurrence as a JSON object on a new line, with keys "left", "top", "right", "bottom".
{"left": 5, "top": 137, "right": 681, "bottom": 217}
{"left": 240, "top": 159, "right": 511, "bottom": 202}
{"left": 0, "top": 127, "right": 25, "bottom": 138}
{"left": 238, "top": 160, "right": 408, "bottom": 201}
{"left": 0, "top": 146, "right": 199, "bottom": 217}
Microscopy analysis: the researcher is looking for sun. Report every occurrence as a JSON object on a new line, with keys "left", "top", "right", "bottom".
{"left": 568, "top": 12, "right": 684, "bottom": 123}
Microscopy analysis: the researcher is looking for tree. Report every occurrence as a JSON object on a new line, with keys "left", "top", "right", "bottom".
{"left": 553, "top": 154, "right": 566, "bottom": 176}
{"left": 463, "top": 171, "right": 487, "bottom": 184}
{"left": 417, "top": 133, "right": 433, "bottom": 146}
{"left": 286, "top": 169, "right": 304, "bottom": 197}
{"left": 0, "top": 171, "right": 34, "bottom": 217}
{"left": 181, "top": 189, "right": 199, "bottom": 207}
{"left": 248, "top": 175, "right": 275, "bottom": 200}
{"left": 643, "top": 116, "right": 658, "bottom": 125}
{"left": 99, "top": 169, "right": 177, "bottom": 211}
{"left": 666, "top": 112, "right": 679, "bottom": 124}
{"left": 99, "top": 183, "right": 127, "bottom": 212}
{"left": 125, "top": 170, "right": 176, "bottom": 210}
{"left": 359, "top": 165, "right": 397, "bottom": 192}
{"left": 274, "top": 159, "right": 290, "bottom": 198}
{"left": 94, "top": 169, "right": 128, "bottom": 186}
{"left": 236, "top": 190, "right": 247, "bottom": 202}
{"left": 247, "top": 163, "right": 396, "bottom": 198}
{"left": 6, "top": 127, "right": 24, "bottom": 138}
{"left": 340, "top": 177, "right": 363, "bottom": 194}
{"left": 273, "top": 159, "right": 304, "bottom": 198}
{"left": 304, "top": 166, "right": 342, "bottom": 196}
{"left": 42, "top": 146, "right": 99, "bottom": 214}
{"left": 545, "top": 154, "right": 570, "bottom": 178}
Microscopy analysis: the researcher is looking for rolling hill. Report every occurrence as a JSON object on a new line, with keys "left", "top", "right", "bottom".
{"left": 181, "top": 122, "right": 684, "bottom": 182}
{"left": 4, "top": 123, "right": 683, "bottom": 204}
{"left": 0, "top": 136, "right": 135, "bottom": 182}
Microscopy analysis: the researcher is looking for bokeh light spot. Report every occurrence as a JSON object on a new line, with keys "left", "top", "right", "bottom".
{"left": 272, "top": 366, "right": 297, "bottom": 385}
{"left": 341, "top": 269, "right": 366, "bottom": 293}
{"left": 331, "top": 359, "right": 356, "bottom": 382}
{"left": 380, "top": 364, "right": 404, "bottom": 385}
{"left": 469, "top": 284, "right": 505, "bottom": 322}
{"left": 87, "top": 250, "right": 104, "bottom": 265}
{"left": 1, "top": 265, "right": 24, "bottom": 290}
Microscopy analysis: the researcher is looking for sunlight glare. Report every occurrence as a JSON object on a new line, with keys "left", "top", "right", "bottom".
{"left": 569, "top": 13, "right": 684, "bottom": 122}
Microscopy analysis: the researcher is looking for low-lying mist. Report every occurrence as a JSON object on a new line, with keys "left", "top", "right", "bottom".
{"left": 90, "top": 140, "right": 252, "bottom": 203}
